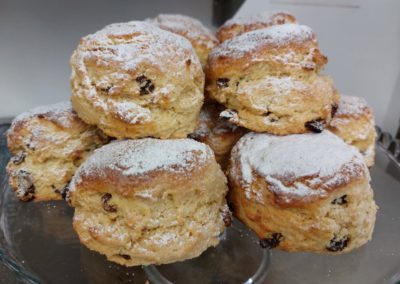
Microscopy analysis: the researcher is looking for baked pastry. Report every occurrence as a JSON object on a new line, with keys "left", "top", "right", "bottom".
{"left": 206, "top": 24, "right": 339, "bottom": 135}
{"left": 228, "top": 131, "right": 377, "bottom": 254}
{"left": 147, "top": 14, "right": 218, "bottom": 68}
{"left": 6, "top": 102, "right": 108, "bottom": 202}
{"left": 69, "top": 138, "right": 230, "bottom": 266}
{"left": 217, "top": 11, "right": 297, "bottom": 43}
{"left": 70, "top": 21, "right": 204, "bottom": 139}
{"left": 189, "top": 103, "right": 247, "bottom": 169}
{"left": 328, "top": 95, "right": 376, "bottom": 167}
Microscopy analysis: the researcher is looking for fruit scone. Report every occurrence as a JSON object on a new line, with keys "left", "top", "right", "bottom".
{"left": 147, "top": 14, "right": 218, "bottom": 69}
{"left": 70, "top": 21, "right": 204, "bottom": 139}
{"left": 69, "top": 138, "right": 230, "bottom": 266}
{"left": 206, "top": 23, "right": 339, "bottom": 135}
{"left": 189, "top": 103, "right": 247, "bottom": 170}
{"left": 6, "top": 101, "right": 109, "bottom": 201}
{"left": 328, "top": 95, "right": 376, "bottom": 167}
{"left": 228, "top": 131, "right": 377, "bottom": 254}
{"left": 217, "top": 11, "right": 297, "bottom": 43}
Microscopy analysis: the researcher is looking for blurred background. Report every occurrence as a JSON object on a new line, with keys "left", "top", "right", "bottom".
{"left": 0, "top": 0, "right": 399, "bottom": 135}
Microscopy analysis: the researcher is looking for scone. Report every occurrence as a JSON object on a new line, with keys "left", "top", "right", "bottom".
{"left": 69, "top": 138, "right": 230, "bottom": 266}
{"left": 70, "top": 21, "right": 204, "bottom": 139}
{"left": 206, "top": 24, "right": 339, "bottom": 135}
{"left": 189, "top": 103, "right": 247, "bottom": 170}
{"left": 328, "top": 95, "right": 376, "bottom": 167}
{"left": 228, "top": 131, "right": 377, "bottom": 254}
{"left": 217, "top": 11, "right": 297, "bottom": 43}
{"left": 6, "top": 102, "right": 108, "bottom": 202}
{"left": 147, "top": 14, "right": 218, "bottom": 68}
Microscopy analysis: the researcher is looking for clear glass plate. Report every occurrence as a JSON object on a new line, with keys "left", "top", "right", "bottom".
{"left": 1, "top": 124, "right": 400, "bottom": 284}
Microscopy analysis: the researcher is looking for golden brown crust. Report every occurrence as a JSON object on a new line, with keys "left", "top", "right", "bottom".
{"left": 70, "top": 21, "right": 204, "bottom": 139}
{"left": 228, "top": 131, "right": 376, "bottom": 253}
{"left": 206, "top": 24, "right": 337, "bottom": 134}
{"left": 70, "top": 138, "right": 229, "bottom": 266}
{"left": 147, "top": 14, "right": 218, "bottom": 68}
{"left": 6, "top": 102, "right": 109, "bottom": 201}
{"left": 217, "top": 12, "right": 297, "bottom": 43}
{"left": 328, "top": 95, "right": 376, "bottom": 167}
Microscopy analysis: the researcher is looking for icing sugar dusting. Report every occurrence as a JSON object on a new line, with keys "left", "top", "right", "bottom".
{"left": 233, "top": 131, "right": 368, "bottom": 203}
{"left": 11, "top": 101, "right": 75, "bottom": 129}
{"left": 109, "top": 101, "right": 151, "bottom": 124}
{"left": 75, "top": 21, "right": 199, "bottom": 73}
{"left": 212, "top": 24, "right": 314, "bottom": 59}
{"left": 73, "top": 139, "right": 212, "bottom": 184}
{"left": 147, "top": 14, "right": 217, "bottom": 48}
{"left": 335, "top": 95, "right": 371, "bottom": 117}
{"left": 224, "top": 11, "right": 296, "bottom": 27}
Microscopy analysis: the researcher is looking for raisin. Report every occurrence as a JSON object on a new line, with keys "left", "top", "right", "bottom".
{"left": 15, "top": 170, "right": 35, "bottom": 202}
{"left": 136, "top": 75, "right": 155, "bottom": 95}
{"left": 259, "top": 233, "right": 283, "bottom": 249}
{"left": 101, "top": 193, "right": 117, "bottom": 212}
{"left": 326, "top": 236, "right": 349, "bottom": 252}
{"left": 222, "top": 210, "right": 233, "bottom": 227}
{"left": 119, "top": 254, "right": 131, "bottom": 260}
{"left": 219, "top": 109, "right": 237, "bottom": 121}
{"left": 185, "top": 59, "right": 191, "bottom": 66}
{"left": 305, "top": 119, "right": 325, "bottom": 133}
{"left": 217, "top": 78, "right": 230, "bottom": 88}
{"left": 332, "top": 195, "right": 347, "bottom": 205}
{"left": 11, "top": 152, "right": 26, "bottom": 165}
{"left": 331, "top": 103, "right": 338, "bottom": 117}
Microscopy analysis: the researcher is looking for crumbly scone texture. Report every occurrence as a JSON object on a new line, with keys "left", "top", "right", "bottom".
{"left": 217, "top": 11, "right": 297, "bottom": 43}
{"left": 328, "top": 95, "right": 376, "bottom": 167}
{"left": 6, "top": 102, "right": 109, "bottom": 202}
{"left": 69, "top": 139, "right": 229, "bottom": 266}
{"left": 206, "top": 24, "right": 339, "bottom": 134}
{"left": 189, "top": 103, "right": 247, "bottom": 169}
{"left": 228, "top": 131, "right": 377, "bottom": 253}
{"left": 70, "top": 21, "right": 204, "bottom": 139}
{"left": 147, "top": 14, "right": 218, "bottom": 68}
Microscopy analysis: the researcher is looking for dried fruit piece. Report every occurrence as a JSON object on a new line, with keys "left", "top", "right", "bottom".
{"left": 136, "top": 75, "right": 155, "bottom": 95}
{"left": 326, "top": 236, "right": 349, "bottom": 252}
{"left": 332, "top": 195, "right": 347, "bottom": 205}
{"left": 331, "top": 103, "right": 338, "bottom": 117}
{"left": 305, "top": 119, "right": 325, "bottom": 133}
{"left": 259, "top": 233, "right": 283, "bottom": 249}
{"left": 217, "top": 78, "right": 230, "bottom": 88}
{"left": 101, "top": 193, "right": 117, "bottom": 212}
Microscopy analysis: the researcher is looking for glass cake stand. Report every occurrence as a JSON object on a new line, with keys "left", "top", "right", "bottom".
{"left": 1, "top": 124, "right": 400, "bottom": 284}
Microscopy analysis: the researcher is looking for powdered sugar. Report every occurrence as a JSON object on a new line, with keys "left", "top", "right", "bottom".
{"left": 334, "top": 95, "right": 371, "bottom": 118}
{"left": 109, "top": 101, "right": 151, "bottom": 124}
{"left": 74, "top": 21, "right": 199, "bottom": 75}
{"left": 147, "top": 14, "right": 217, "bottom": 49}
{"left": 73, "top": 139, "right": 212, "bottom": 186}
{"left": 10, "top": 101, "right": 75, "bottom": 129}
{"left": 212, "top": 24, "right": 315, "bottom": 59}
{"left": 232, "top": 131, "right": 368, "bottom": 204}
{"left": 223, "top": 11, "right": 296, "bottom": 27}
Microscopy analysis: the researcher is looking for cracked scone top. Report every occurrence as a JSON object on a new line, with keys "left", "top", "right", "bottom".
{"left": 6, "top": 101, "right": 108, "bottom": 201}
{"left": 69, "top": 138, "right": 229, "bottom": 266}
{"left": 147, "top": 14, "right": 218, "bottom": 68}
{"left": 328, "top": 95, "right": 376, "bottom": 167}
{"left": 217, "top": 11, "right": 297, "bottom": 42}
{"left": 228, "top": 131, "right": 377, "bottom": 253}
{"left": 70, "top": 21, "right": 204, "bottom": 139}
{"left": 206, "top": 24, "right": 339, "bottom": 135}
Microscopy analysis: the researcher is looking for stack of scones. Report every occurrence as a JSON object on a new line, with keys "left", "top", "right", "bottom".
{"left": 6, "top": 12, "right": 377, "bottom": 266}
